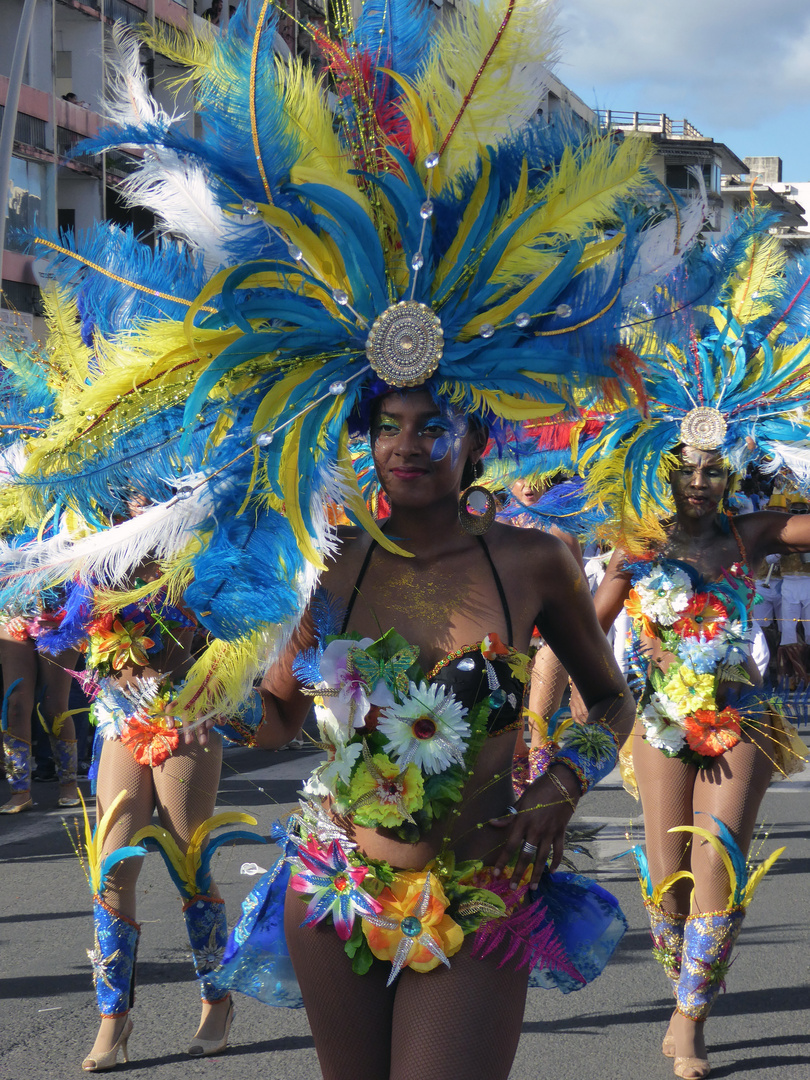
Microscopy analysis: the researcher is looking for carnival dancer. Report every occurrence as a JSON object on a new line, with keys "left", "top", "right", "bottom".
{"left": 485, "top": 416, "right": 603, "bottom": 798}
{"left": 0, "top": 2, "right": 706, "bottom": 1076}
{"left": 66, "top": 550, "right": 259, "bottom": 1071}
{"left": 581, "top": 209, "right": 810, "bottom": 1079}
{"left": 208, "top": 387, "right": 634, "bottom": 1080}
{"left": 0, "top": 414, "right": 79, "bottom": 815}
{"left": 0, "top": 617, "right": 79, "bottom": 813}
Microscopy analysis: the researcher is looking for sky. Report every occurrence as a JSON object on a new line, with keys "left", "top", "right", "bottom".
{"left": 554, "top": 0, "right": 810, "bottom": 181}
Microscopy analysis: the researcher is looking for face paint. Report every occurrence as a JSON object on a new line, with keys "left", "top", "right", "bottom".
{"left": 429, "top": 410, "right": 469, "bottom": 468}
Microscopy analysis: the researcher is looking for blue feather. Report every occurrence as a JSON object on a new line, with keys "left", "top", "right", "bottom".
{"left": 99, "top": 846, "right": 148, "bottom": 889}
{"left": 1, "top": 680, "right": 23, "bottom": 732}
{"left": 697, "top": 813, "right": 748, "bottom": 904}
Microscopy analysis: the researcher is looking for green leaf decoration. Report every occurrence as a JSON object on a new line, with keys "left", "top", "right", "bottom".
{"left": 344, "top": 922, "right": 376, "bottom": 974}
{"left": 716, "top": 663, "right": 753, "bottom": 685}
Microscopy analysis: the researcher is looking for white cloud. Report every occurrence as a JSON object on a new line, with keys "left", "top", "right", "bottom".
{"left": 555, "top": 0, "right": 810, "bottom": 130}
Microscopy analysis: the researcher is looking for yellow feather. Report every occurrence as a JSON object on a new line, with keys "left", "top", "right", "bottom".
{"left": 39, "top": 283, "right": 93, "bottom": 388}
{"left": 669, "top": 825, "right": 737, "bottom": 907}
{"left": 78, "top": 791, "right": 97, "bottom": 892}
{"left": 87, "top": 789, "right": 131, "bottom": 895}
{"left": 131, "top": 824, "right": 195, "bottom": 893}
{"left": 141, "top": 21, "right": 217, "bottom": 90}
{"left": 521, "top": 137, "right": 652, "bottom": 247}
{"left": 412, "top": 0, "right": 561, "bottom": 180}
{"left": 280, "top": 416, "right": 326, "bottom": 571}
{"left": 438, "top": 382, "right": 564, "bottom": 422}
{"left": 742, "top": 846, "right": 785, "bottom": 906}
{"left": 278, "top": 56, "right": 347, "bottom": 177}
{"left": 188, "top": 811, "right": 259, "bottom": 855}
{"left": 651, "top": 870, "right": 695, "bottom": 906}
{"left": 252, "top": 362, "right": 321, "bottom": 435}
{"left": 726, "top": 229, "right": 786, "bottom": 326}
{"left": 172, "top": 628, "right": 284, "bottom": 728}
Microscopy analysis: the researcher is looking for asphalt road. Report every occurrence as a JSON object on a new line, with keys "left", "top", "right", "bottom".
{"left": 1, "top": 734, "right": 809, "bottom": 1080}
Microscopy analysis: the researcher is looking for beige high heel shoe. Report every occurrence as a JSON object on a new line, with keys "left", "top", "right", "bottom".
{"left": 81, "top": 1016, "right": 133, "bottom": 1072}
{"left": 673, "top": 1055, "right": 710, "bottom": 1079}
{"left": 187, "top": 998, "right": 234, "bottom": 1057}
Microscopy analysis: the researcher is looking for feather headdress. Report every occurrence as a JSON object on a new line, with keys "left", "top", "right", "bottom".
{"left": 581, "top": 204, "right": 810, "bottom": 548}
{"left": 0, "top": 1, "right": 693, "bottom": 723}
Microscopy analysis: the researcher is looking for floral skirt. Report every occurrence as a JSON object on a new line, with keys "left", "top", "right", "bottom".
{"left": 208, "top": 809, "right": 627, "bottom": 1006}
{"left": 628, "top": 688, "right": 808, "bottom": 797}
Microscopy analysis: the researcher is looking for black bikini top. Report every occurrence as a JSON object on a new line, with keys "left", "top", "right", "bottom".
{"left": 341, "top": 535, "right": 524, "bottom": 737}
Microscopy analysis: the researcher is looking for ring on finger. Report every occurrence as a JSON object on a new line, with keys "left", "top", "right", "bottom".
{"left": 522, "top": 841, "right": 538, "bottom": 856}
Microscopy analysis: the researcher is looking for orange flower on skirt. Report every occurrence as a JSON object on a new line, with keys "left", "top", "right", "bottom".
{"left": 122, "top": 717, "right": 180, "bottom": 766}
{"left": 683, "top": 708, "right": 742, "bottom": 756}
{"left": 672, "top": 593, "right": 728, "bottom": 640}
{"left": 624, "top": 588, "right": 655, "bottom": 638}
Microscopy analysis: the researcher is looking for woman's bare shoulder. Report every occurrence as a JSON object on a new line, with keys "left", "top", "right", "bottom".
{"left": 488, "top": 520, "right": 572, "bottom": 559}
{"left": 486, "top": 522, "right": 577, "bottom": 590}
{"left": 320, "top": 526, "right": 373, "bottom": 595}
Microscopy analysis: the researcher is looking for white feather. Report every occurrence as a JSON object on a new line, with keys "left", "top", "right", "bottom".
{"left": 622, "top": 166, "right": 708, "bottom": 310}
{"left": 104, "top": 23, "right": 178, "bottom": 133}
{"left": 0, "top": 440, "right": 27, "bottom": 486}
{"left": 118, "top": 152, "right": 237, "bottom": 272}
{"left": 0, "top": 475, "right": 213, "bottom": 599}
{"left": 758, "top": 442, "right": 810, "bottom": 487}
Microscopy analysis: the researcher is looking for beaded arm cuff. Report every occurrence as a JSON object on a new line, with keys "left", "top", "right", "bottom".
{"left": 551, "top": 720, "right": 619, "bottom": 795}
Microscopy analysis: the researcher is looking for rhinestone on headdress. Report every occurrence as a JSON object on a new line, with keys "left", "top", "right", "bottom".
{"left": 679, "top": 407, "right": 727, "bottom": 450}
{"left": 365, "top": 301, "right": 444, "bottom": 387}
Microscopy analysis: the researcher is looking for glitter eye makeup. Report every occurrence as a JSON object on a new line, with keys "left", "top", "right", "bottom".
{"left": 374, "top": 414, "right": 402, "bottom": 438}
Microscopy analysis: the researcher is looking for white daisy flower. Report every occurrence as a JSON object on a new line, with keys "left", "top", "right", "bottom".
{"left": 377, "top": 681, "right": 470, "bottom": 775}
{"left": 635, "top": 567, "right": 693, "bottom": 625}
{"left": 641, "top": 693, "right": 687, "bottom": 753}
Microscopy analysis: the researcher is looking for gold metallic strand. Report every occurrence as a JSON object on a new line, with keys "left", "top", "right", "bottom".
{"left": 250, "top": 0, "right": 275, "bottom": 207}
{"left": 537, "top": 285, "right": 622, "bottom": 336}
{"left": 32, "top": 240, "right": 218, "bottom": 314}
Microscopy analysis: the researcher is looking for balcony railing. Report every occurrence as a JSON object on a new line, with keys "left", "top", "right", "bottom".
{"left": 597, "top": 111, "right": 704, "bottom": 139}
{"left": 0, "top": 106, "right": 52, "bottom": 152}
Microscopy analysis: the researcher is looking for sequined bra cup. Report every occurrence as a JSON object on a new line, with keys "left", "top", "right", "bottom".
{"left": 426, "top": 645, "right": 524, "bottom": 736}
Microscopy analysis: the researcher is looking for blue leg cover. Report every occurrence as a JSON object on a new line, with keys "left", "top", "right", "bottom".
{"left": 3, "top": 733, "right": 31, "bottom": 793}
{"left": 183, "top": 894, "right": 230, "bottom": 1003}
{"left": 644, "top": 898, "right": 686, "bottom": 992}
{"left": 676, "top": 909, "right": 745, "bottom": 1021}
{"left": 89, "top": 897, "right": 140, "bottom": 1017}
{"left": 50, "top": 735, "right": 77, "bottom": 784}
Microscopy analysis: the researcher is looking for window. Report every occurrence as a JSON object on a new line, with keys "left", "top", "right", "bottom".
{"left": 665, "top": 161, "right": 720, "bottom": 194}
{"left": 5, "top": 157, "right": 50, "bottom": 252}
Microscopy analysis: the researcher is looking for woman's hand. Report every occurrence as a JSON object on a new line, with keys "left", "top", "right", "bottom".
{"left": 181, "top": 714, "right": 217, "bottom": 746}
{"left": 489, "top": 766, "right": 579, "bottom": 891}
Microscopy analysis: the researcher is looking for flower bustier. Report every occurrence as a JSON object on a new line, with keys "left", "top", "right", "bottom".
{"left": 624, "top": 555, "right": 758, "bottom": 764}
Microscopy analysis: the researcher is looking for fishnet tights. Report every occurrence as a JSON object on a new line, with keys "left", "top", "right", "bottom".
{"left": 95, "top": 734, "right": 223, "bottom": 917}
{"left": 284, "top": 887, "right": 530, "bottom": 1080}
{"left": 0, "top": 636, "right": 77, "bottom": 757}
{"left": 632, "top": 721, "right": 773, "bottom": 914}
{"left": 527, "top": 644, "right": 568, "bottom": 734}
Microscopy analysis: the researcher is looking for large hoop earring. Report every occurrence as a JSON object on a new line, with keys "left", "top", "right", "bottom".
{"left": 458, "top": 485, "right": 497, "bottom": 535}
